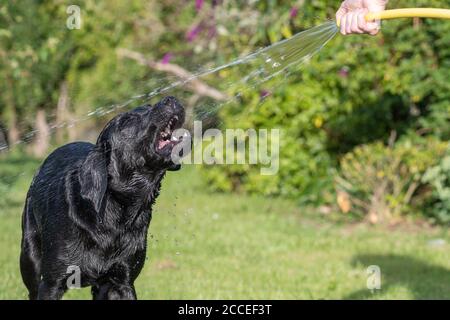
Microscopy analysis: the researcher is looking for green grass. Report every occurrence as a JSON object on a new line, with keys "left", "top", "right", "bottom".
{"left": 1, "top": 153, "right": 449, "bottom": 300}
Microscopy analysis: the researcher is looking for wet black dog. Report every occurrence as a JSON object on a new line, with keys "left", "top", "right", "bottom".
{"left": 20, "top": 96, "right": 185, "bottom": 300}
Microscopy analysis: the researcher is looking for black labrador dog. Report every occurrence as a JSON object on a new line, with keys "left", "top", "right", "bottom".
{"left": 20, "top": 96, "right": 185, "bottom": 300}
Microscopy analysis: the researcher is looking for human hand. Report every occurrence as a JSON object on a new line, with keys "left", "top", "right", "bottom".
{"left": 336, "top": 0, "right": 388, "bottom": 35}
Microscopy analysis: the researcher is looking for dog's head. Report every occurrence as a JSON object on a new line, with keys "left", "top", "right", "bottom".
{"left": 79, "top": 96, "right": 185, "bottom": 211}
{"left": 100, "top": 96, "right": 185, "bottom": 171}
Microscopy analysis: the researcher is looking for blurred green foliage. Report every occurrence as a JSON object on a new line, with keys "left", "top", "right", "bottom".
{"left": 0, "top": 0, "right": 74, "bottom": 131}
{"left": 422, "top": 145, "right": 450, "bottom": 223}
{"left": 0, "top": 0, "right": 449, "bottom": 223}
{"left": 201, "top": 0, "right": 450, "bottom": 224}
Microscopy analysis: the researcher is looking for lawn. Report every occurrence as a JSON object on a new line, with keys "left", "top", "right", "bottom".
{"left": 0, "top": 153, "right": 449, "bottom": 300}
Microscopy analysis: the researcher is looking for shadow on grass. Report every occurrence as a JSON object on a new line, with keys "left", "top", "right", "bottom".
{"left": 345, "top": 254, "right": 450, "bottom": 300}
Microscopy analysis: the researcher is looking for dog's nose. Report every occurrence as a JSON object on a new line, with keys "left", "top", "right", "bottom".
{"left": 158, "top": 96, "right": 184, "bottom": 114}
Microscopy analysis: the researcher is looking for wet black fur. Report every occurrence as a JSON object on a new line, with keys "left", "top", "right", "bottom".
{"left": 20, "top": 97, "right": 185, "bottom": 300}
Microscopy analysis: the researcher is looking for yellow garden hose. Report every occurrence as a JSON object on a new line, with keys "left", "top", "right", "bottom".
{"left": 337, "top": 8, "right": 450, "bottom": 27}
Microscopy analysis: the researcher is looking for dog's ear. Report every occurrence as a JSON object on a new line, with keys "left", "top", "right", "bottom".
{"left": 79, "top": 149, "right": 108, "bottom": 212}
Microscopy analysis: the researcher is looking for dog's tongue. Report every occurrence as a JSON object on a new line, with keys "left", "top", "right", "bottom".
{"left": 158, "top": 139, "right": 171, "bottom": 150}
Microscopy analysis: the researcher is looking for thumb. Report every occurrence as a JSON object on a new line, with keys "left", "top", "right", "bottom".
{"left": 366, "top": 2, "right": 386, "bottom": 34}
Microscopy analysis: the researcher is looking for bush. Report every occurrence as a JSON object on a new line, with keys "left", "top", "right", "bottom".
{"left": 422, "top": 145, "right": 450, "bottom": 224}
{"left": 202, "top": 75, "right": 336, "bottom": 204}
{"left": 335, "top": 138, "right": 447, "bottom": 224}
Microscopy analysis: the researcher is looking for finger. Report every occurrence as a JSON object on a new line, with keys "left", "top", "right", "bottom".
{"left": 352, "top": 10, "right": 363, "bottom": 33}
{"left": 345, "top": 13, "right": 354, "bottom": 35}
{"left": 366, "top": 21, "right": 381, "bottom": 35}
{"left": 336, "top": 7, "right": 347, "bottom": 23}
{"left": 369, "top": 26, "right": 380, "bottom": 35}
{"left": 366, "top": 2, "right": 385, "bottom": 35}
{"left": 340, "top": 14, "right": 348, "bottom": 35}
{"left": 355, "top": 8, "right": 378, "bottom": 35}
{"left": 357, "top": 10, "right": 367, "bottom": 32}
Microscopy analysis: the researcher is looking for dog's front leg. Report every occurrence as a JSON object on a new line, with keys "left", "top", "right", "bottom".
{"left": 92, "top": 282, "right": 137, "bottom": 300}
{"left": 37, "top": 280, "right": 66, "bottom": 300}
{"left": 92, "top": 262, "right": 137, "bottom": 300}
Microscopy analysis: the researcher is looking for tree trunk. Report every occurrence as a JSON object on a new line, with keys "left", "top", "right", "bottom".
{"left": 55, "top": 81, "right": 69, "bottom": 144}
{"left": 32, "top": 109, "right": 50, "bottom": 157}
{"left": 7, "top": 109, "right": 20, "bottom": 147}
{"left": 0, "top": 122, "right": 8, "bottom": 153}
{"left": 4, "top": 75, "right": 20, "bottom": 146}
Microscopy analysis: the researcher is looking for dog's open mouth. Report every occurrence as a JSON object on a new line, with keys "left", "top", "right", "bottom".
{"left": 156, "top": 115, "right": 183, "bottom": 152}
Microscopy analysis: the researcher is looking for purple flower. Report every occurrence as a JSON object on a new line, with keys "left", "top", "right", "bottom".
{"left": 339, "top": 66, "right": 350, "bottom": 78}
{"left": 186, "top": 24, "right": 201, "bottom": 42}
{"left": 161, "top": 53, "right": 173, "bottom": 65}
{"left": 195, "top": 0, "right": 204, "bottom": 12}
{"left": 290, "top": 6, "right": 298, "bottom": 19}
{"left": 260, "top": 89, "right": 271, "bottom": 100}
